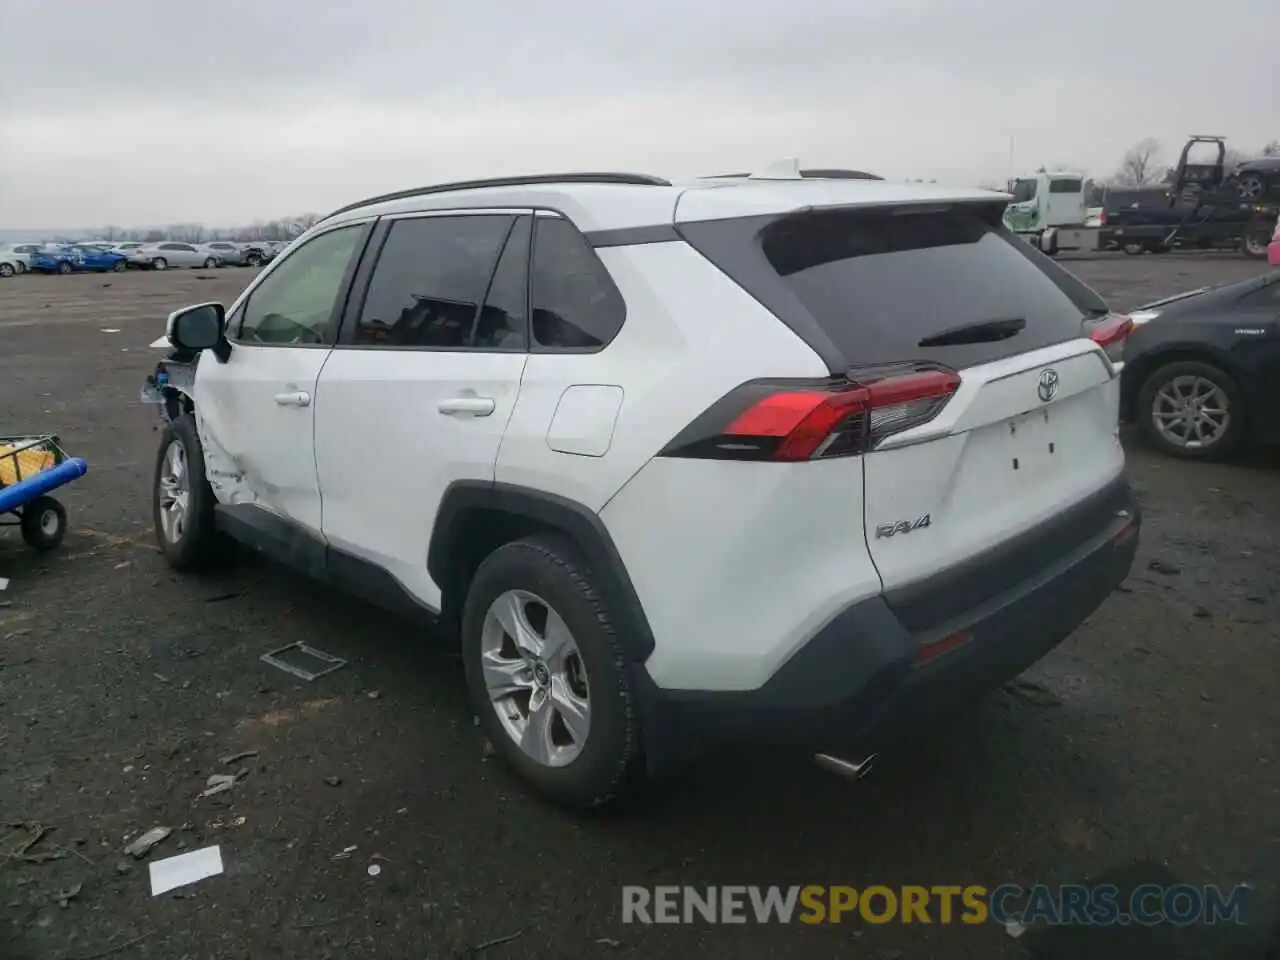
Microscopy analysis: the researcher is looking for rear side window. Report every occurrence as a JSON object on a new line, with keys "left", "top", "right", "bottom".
{"left": 530, "top": 217, "right": 626, "bottom": 351}
{"left": 689, "top": 208, "right": 1107, "bottom": 372}
{"left": 355, "top": 214, "right": 512, "bottom": 348}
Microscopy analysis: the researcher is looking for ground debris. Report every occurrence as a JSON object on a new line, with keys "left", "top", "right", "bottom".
{"left": 470, "top": 928, "right": 525, "bottom": 956}
{"left": 198, "top": 774, "right": 239, "bottom": 799}
{"left": 53, "top": 880, "right": 83, "bottom": 908}
{"left": 4, "top": 821, "right": 70, "bottom": 864}
{"left": 1148, "top": 558, "right": 1181, "bottom": 576}
{"left": 1003, "top": 678, "right": 1063, "bottom": 707}
{"left": 218, "top": 749, "right": 259, "bottom": 766}
{"left": 123, "top": 827, "right": 171, "bottom": 859}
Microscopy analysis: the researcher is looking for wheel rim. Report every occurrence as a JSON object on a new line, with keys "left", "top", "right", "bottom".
{"left": 0, "top": 264, "right": 12, "bottom": 277}
{"left": 1246, "top": 234, "right": 1268, "bottom": 256}
{"left": 157, "top": 441, "right": 190, "bottom": 543}
{"left": 480, "top": 589, "right": 590, "bottom": 768}
{"left": 39, "top": 509, "right": 59, "bottom": 537}
{"left": 1238, "top": 177, "right": 1264, "bottom": 201}
{"left": 154, "top": 259, "right": 166, "bottom": 270}
{"left": 1151, "top": 375, "right": 1230, "bottom": 449}
{"left": 205, "top": 258, "right": 215, "bottom": 268}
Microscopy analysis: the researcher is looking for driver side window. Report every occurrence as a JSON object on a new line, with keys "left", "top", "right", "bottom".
{"left": 237, "top": 225, "right": 364, "bottom": 345}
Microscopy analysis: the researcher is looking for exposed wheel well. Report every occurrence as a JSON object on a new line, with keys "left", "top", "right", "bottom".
{"left": 428, "top": 482, "right": 657, "bottom": 662}
{"left": 161, "top": 386, "right": 195, "bottom": 423}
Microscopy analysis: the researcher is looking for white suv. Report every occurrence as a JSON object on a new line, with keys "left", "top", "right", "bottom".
{"left": 142, "top": 166, "right": 1141, "bottom": 809}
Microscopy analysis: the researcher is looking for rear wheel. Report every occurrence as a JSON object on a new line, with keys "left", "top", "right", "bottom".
{"left": 1242, "top": 228, "right": 1270, "bottom": 260}
{"left": 203, "top": 257, "right": 217, "bottom": 269}
{"left": 151, "top": 257, "right": 168, "bottom": 271}
{"left": 153, "top": 413, "right": 230, "bottom": 569}
{"left": 113, "top": 259, "right": 127, "bottom": 272}
{"left": 245, "top": 253, "right": 263, "bottom": 267}
{"left": 1237, "top": 173, "right": 1266, "bottom": 202}
{"left": 461, "top": 537, "right": 643, "bottom": 809}
{"left": 0, "top": 263, "right": 13, "bottom": 279}
{"left": 57, "top": 261, "right": 72, "bottom": 275}
{"left": 20, "top": 496, "right": 67, "bottom": 551}
{"left": 1137, "top": 360, "right": 1245, "bottom": 461}
{"left": 1122, "top": 241, "right": 1146, "bottom": 255}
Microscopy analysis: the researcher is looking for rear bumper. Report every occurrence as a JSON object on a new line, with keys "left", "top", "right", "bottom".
{"left": 634, "top": 476, "right": 1140, "bottom": 770}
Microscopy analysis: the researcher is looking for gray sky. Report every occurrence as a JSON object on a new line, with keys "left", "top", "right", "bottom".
{"left": 2, "top": 0, "right": 1276, "bottom": 229}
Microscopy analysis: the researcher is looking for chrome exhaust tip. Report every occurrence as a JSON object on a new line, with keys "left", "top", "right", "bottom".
{"left": 814, "top": 751, "right": 878, "bottom": 780}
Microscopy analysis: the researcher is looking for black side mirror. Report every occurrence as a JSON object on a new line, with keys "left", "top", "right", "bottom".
{"left": 167, "top": 302, "right": 231, "bottom": 362}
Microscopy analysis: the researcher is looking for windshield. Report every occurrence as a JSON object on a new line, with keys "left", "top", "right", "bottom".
{"left": 1009, "top": 178, "right": 1038, "bottom": 203}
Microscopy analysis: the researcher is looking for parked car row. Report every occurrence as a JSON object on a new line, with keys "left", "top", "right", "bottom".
{"left": 0, "top": 239, "right": 288, "bottom": 277}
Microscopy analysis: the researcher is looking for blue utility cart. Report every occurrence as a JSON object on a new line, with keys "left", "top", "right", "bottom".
{"left": 0, "top": 435, "right": 88, "bottom": 551}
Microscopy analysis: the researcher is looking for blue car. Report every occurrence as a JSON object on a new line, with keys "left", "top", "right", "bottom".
{"left": 31, "top": 244, "right": 128, "bottom": 275}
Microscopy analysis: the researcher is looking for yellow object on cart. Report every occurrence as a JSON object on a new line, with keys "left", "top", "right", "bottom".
{"left": 0, "top": 444, "right": 56, "bottom": 486}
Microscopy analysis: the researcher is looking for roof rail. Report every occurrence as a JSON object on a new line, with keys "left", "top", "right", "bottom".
{"left": 703, "top": 168, "right": 884, "bottom": 181}
{"left": 320, "top": 172, "right": 672, "bottom": 223}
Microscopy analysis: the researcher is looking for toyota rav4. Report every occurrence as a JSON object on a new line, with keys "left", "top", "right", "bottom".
{"left": 142, "top": 166, "right": 1141, "bottom": 809}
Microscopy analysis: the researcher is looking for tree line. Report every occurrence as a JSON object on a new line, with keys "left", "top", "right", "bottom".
{"left": 86, "top": 214, "right": 322, "bottom": 245}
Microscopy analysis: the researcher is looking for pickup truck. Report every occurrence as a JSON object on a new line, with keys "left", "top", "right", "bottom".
{"left": 1102, "top": 189, "right": 1277, "bottom": 258}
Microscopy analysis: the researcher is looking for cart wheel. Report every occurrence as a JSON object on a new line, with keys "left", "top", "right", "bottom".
{"left": 21, "top": 496, "right": 67, "bottom": 551}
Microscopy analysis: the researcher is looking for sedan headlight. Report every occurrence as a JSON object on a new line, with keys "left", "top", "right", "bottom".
{"left": 1128, "top": 309, "right": 1161, "bottom": 326}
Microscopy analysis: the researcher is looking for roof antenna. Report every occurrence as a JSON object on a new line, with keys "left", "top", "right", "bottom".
{"left": 748, "top": 158, "right": 803, "bottom": 180}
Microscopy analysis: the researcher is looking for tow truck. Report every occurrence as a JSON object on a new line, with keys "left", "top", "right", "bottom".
{"left": 1002, "top": 167, "right": 1101, "bottom": 256}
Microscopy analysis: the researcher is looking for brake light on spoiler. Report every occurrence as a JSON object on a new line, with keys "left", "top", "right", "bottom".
{"left": 660, "top": 364, "right": 962, "bottom": 462}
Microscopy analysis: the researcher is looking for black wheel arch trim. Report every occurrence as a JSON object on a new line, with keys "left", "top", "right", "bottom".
{"left": 428, "top": 481, "right": 656, "bottom": 662}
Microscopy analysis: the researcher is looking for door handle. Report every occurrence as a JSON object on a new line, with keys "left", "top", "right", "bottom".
{"left": 437, "top": 396, "right": 496, "bottom": 417}
{"left": 273, "top": 391, "right": 311, "bottom": 407}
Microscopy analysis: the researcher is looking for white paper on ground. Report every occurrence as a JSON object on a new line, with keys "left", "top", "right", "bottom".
{"left": 149, "top": 845, "right": 223, "bottom": 896}
{"left": 0, "top": 577, "right": 9, "bottom": 591}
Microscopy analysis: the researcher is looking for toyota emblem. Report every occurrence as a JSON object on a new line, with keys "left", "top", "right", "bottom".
{"left": 1037, "top": 368, "right": 1060, "bottom": 403}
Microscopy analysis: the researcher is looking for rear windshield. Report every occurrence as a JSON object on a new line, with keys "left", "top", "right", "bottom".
{"left": 714, "top": 208, "right": 1105, "bottom": 370}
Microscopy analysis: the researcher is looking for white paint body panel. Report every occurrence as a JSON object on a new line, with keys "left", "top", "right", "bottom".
{"left": 601, "top": 457, "right": 882, "bottom": 691}
{"left": 313, "top": 349, "right": 528, "bottom": 608}
{"left": 546, "top": 385, "right": 625, "bottom": 457}
{"left": 192, "top": 345, "right": 329, "bottom": 531}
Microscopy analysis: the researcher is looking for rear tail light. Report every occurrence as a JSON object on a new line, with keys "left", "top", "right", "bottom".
{"left": 659, "top": 363, "right": 961, "bottom": 462}
{"left": 1088, "top": 313, "right": 1133, "bottom": 366}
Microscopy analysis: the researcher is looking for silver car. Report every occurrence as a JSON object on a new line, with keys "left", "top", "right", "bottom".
{"left": 0, "top": 242, "right": 42, "bottom": 275}
{"left": 128, "top": 242, "right": 220, "bottom": 271}
{"left": 203, "top": 241, "right": 254, "bottom": 267}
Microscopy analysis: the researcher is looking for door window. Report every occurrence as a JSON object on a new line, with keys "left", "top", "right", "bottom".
{"left": 353, "top": 214, "right": 513, "bottom": 348}
{"left": 237, "top": 225, "right": 365, "bottom": 345}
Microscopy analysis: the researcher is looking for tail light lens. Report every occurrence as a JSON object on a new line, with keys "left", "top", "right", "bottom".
{"left": 660, "top": 363, "right": 961, "bottom": 462}
{"left": 1099, "top": 209, "right": 1107, "bottom": 227}
{"left": 1088, "top": 313, "right": 1133, "bottom": 365}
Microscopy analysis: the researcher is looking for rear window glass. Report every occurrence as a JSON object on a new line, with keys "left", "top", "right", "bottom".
{"left": 1049, "top": 178, "right": 1083, "bottom": 193}
{"left": 757, "top": 209, "right": 1106, "bottom": 369}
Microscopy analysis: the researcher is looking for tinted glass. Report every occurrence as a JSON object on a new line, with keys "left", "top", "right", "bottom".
{"left": 1049, "top": 178, "right": 1083, "bottom": 193}
{"left": 759, "top": 209, "right": 1107, "bottom": 369}
{"left": 238, "top": 225, "right": 363, "bottom": 345}
{"left": 355, "top": 215, "right": 512, "bottom": 347}
{"left": 529, "top": 217, "right": 626, "bottom": 350}
{"left": 473, "top": 216, "right": 530, "bottom": 350}
{"left": 1009, "top": 179, "right": 1037, "bottom": 202}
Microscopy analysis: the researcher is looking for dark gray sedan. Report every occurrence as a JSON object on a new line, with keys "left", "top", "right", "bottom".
{"left": 204, "top": 241, "right": 254, "bottom": 267}
{"left": 1120, "top": 271, "right": 1280, "bottom": 460}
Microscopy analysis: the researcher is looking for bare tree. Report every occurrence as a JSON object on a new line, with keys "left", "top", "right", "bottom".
{"left": 1118, "top": 138, "right": 1162, "bottom": 186}
{"left": 144, "top": 229, "right": 165, "bottom": 242}
{"left": 1264, "top": 141, "right": 1280, "bottom": 157}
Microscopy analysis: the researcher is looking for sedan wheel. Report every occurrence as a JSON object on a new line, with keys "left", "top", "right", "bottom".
{"left": 151, "top": 258, "right": 167, "bottom": 271}
{"left": 1138, "top": 360, "right": 1246, "bottom": 461}
{"left": 0, "top": 263, "right": 13, "bottom": 278}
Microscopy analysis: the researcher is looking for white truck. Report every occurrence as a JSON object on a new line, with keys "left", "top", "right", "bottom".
{"left": 1002, "top": 169, "right": 1104, "bottom": 255}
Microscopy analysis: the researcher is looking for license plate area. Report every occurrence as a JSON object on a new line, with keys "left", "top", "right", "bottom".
{"left": 1007, "top": 406, "right": 1058, "bottom": 483}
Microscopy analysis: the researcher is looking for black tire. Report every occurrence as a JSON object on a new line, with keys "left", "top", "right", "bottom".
{"left": 245, "top": 253, "right": 263, "bottom": 267}
{"left": 113, "top": 259, "right": 127, "bottom": 272}
{"left": 151, "top": 258, "right": 167, "bottom": 271}
{"left": 152, "top": 413, "right": 229, "bottom": 569}
{"left": 0, "top": 263, "right": 13, "bottom": 279}
{"left": 20, "top": 496, "right": 67, "bottom": 551}
{"left": 461, "top": 536, "right": 643, "bottom": 809}
{"left": 1242, "top": 228, "right": 1270, "bottom": 260}
{"left": 1136, "top": 360, "right": 1246, "bottom": 461}
{"left": 57, "top": 261, "right": 72, "bottom": 275}
{"left": 1237, "top": 173, "right": 1266, "bottom": 202}
{"left": 203, "top": 257, "right": 217, "bottom": 269}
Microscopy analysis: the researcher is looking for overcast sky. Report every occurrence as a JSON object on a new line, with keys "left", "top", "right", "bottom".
{"left": 1, "top": 0, "right": 1276, "bottom": 229}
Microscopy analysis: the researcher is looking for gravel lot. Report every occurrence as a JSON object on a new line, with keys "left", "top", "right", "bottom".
{"left": 1, "top": 255, "right": 1278, "bottom": 959}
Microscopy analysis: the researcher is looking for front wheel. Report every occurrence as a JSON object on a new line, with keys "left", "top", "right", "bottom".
{"left": 153, "top": 414, "right": 230, "bottom": 569}
{"left": 57, "top": 261, "right": 72, "bottom": 275}
{"left": 113, "top": 259, "right": 127, "bottom": 272}
{"left": 203, "top": 257, "right": 217, "bottom": 269}
{"left": 1242, "top": 228, "right": 1270, "bottom": 260}
{"left": 1137, "top": 360, "right": 1246, "bottom": 461}
{"left": 20, "top": 496, "right": 67, "bottom": 551}
{"left": 0, "top": 263, "right": 13, "bottom": 279}
{"left": 462, "top": 537, "right": 643, "bottom": 809}
{"left": 1237, "top": 173, "right": 1266, "bottom": 202}
{"left": 151, "top": 258, "right": 168, "bottom": 271}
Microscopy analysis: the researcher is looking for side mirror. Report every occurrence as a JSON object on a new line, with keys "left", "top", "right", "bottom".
{"left": 167, "top": 302, "right": 230, "bottom": 361}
